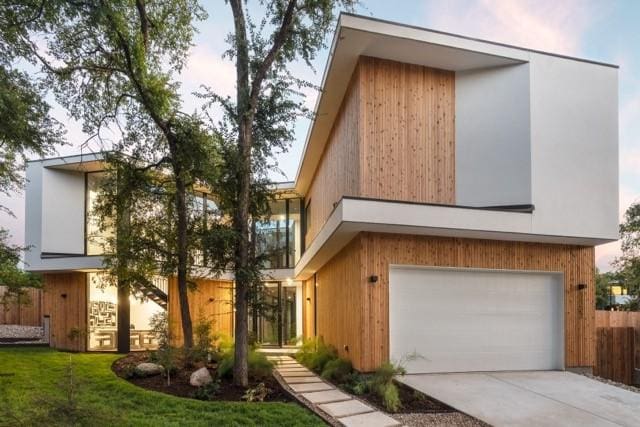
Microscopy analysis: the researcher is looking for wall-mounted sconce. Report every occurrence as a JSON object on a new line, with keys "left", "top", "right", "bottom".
{"left": 306, "top": 297, "right": 311, "bottom": 302}
{"left": 577, "top": 284, "right": 587, "bottom": 290}
{"left": 60, "top": 293, "right": 67, "bottom": 299}
{"left": 368, "top": 275, "right": 378, "bottom": 284}
{"left": 343, "top": 344, "right": 349, "bottom": 352}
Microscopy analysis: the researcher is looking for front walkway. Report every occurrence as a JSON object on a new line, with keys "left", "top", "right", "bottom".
{"left": 268, "top": 355, "right": 400, "bottom": 427}
{"left": 400, "top": 371, "right": 640, "bottom": 427}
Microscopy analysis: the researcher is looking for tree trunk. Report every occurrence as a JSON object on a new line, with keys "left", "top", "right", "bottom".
{"left": 233, "top": 120, "right": 252, "bottom": 387}
{"left": 173, "top": 154, "right": 193, "bottom": 349}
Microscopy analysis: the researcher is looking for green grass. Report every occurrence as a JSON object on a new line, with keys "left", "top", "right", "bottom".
{"left": 0, "top": 347, "right": 323, "bottom": 426}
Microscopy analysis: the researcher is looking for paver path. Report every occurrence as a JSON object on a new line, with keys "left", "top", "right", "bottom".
{"left": 268, "top": 355, "right": 400, "bottom": 427}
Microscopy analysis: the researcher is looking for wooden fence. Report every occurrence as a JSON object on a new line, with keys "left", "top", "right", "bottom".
{"left": 0, "top": 286, "right": 44, "bottom": 326}
{"left": 595, "top": 311, "right": 640, "bottom": 385}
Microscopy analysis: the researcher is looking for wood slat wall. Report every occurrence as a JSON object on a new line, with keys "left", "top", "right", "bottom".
{"left": 314, "top": 237, "right": 365, "bottom": 366}
{"left": 359, "top": 57, "right": 455, "bottom": 204}
{"left": 0, "top": 286, "right": 43, "bottom": 326}
{"left": 42, "top": 272, "right": 87, "bottom": 351}
{"left": 301, "top": 278, "right": 315, "bottom": 339}
{"left": 304, "top": 68, "right": 361, "bottom": 246}
{"left": 594, "top": 327, "right": 635, "bottom": 385}
{"left": 596, "top": 311, "right": 640, "bottom": 369}
{"left": 307, "top": 233, "right": 596, "bottom": 372}
{"left": 303, "top": 57, "right": 456, "bottom": 249}
{"left": 168, "top": 278, "right": 234, "bottom": 346}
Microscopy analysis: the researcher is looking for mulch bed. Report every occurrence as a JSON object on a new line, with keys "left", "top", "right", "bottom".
{"left": 357, "top": 380, "right": 455, "bottom": 414}
{"left": 112, "top": 352, "right": 292, "bottom": 403}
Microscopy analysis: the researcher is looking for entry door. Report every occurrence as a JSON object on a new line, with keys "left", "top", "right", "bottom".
{"left": 389, "top": 267, "right": 564, "bottom": 374}
{"left": 252, "top": 282, "right": 298, "bottom": 347}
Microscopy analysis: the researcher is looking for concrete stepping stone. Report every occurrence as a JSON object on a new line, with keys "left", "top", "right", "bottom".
{"left": 277, "top": 367, "right": 310, "bottom": 373}
{"left": 338, "top": 411, "right": 400, "bottom": 427}
{"left": 290, "top": 382, "right": 334, "bottom": 393}
{"left": 301, "top": 389, "right": 352, "bottom": 404}
{"left": 282, "top": 376, "right": 323, "bottom": 384}
{"left": 281, "top": 371, "right": 316, "bottom": 377}
{"left": 319, "top": 400, "right": 374, "bottom": 418}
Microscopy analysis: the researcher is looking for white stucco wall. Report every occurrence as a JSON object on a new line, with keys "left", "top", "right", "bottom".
{"left": 41, "top": 167, "right": 85, "bottom": 254}
{"left": 24, "top": 162, "right": 43, "bottom": 270}
{"left": 529, "top": 54, "right": 619, "bottom": 240}
{"left": 456, "top": 63, "right": 532, "bottom": 207}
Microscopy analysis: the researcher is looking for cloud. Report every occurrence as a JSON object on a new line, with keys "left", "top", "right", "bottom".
{"left": 423, "top": 0, "right": 595, "bottom": 56}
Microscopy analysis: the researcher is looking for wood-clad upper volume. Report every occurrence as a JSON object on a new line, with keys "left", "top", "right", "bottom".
{"left": 304, "top": 57, "right": 455, "bottom": 247}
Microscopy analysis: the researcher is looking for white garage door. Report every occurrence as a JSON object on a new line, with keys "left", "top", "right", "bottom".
{"left": 389, "top": 266, "right": 564, "bottom": 374}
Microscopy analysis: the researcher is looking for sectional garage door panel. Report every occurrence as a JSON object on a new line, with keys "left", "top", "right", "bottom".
{"left": 389, "top": 267, "right": 564, "bottom": 374}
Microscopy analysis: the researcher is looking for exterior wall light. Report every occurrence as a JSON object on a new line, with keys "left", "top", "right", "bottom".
{"left": 577, "top": 284, "right": 587, "bottom": 290}
{"left": 306, "top": 297, "right": 311, "bottom": 302}
{"left": 368, "top": 275, "right": 378, "bottom": 284}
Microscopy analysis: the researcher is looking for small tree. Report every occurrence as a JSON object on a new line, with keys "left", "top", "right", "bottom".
{"left": 0, "top": 2, "right": 64, "bottom": 279}
{"left": 0, "top": 230, "right": 42, "bottom": 314}
{"left": 208, "top": 0, "right": 357, "bottom": 387}
{"left": 614, "top": 202, "right": 640, "bottom": 310}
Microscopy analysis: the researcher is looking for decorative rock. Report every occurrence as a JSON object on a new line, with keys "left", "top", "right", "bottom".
{"left": 190, "top": 367, "right": 213, "bottom": 387}
{"left": 134, "top": 362, "right": 164, "bottom": 377}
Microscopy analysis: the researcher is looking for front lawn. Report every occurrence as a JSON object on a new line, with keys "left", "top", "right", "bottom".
{"left": 0, "top": 347, "right": 323, "bottom": 426}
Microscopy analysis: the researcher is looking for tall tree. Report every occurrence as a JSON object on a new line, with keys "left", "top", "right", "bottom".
{"left": 614, "top": 202, "right": 640, "bottom": 310}
{"left": 21, "top": 0, "right": 208, "bottom": 347}
{"left": 0, "top": 2, "right": 64, "bottom": 289}
{"left": 0, "top": 2, "right": 64, "bottom": 218}
{"left": 210, "top": 0, "right": 356, "bottom": 386}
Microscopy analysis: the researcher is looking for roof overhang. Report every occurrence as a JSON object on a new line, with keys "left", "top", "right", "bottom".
{"left": 293, "top": 197, "right": 617, "bottom": 280}
{"left": 34, "top": 152, "right": 108, "bottom": 172}
{"left": 294, "top": 14, "right": 529, "bottom": 195}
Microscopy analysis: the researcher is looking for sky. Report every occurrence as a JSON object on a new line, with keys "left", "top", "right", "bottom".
{"left": 1, "top": 0, "right": 639, "bottom": 271}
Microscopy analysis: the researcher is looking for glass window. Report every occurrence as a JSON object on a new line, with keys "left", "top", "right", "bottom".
{"left": 256, "top": 199, "right": 287, "bottom": 269}
{"left": 88, "top": 273, "right": 118, "bottom": 351}
{"left": 130, "top": 281, "right": 165, "bottom": 350}
{"left": 87, "top": 272, "right": 165, "bottom": 351}
{"left": 288, "top": 199, "right": 302, "bottom": 266}
{"left": 86, "top": 172, "right": 114, "bottom": 255}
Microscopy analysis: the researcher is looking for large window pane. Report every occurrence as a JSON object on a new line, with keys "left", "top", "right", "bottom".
{"left": 255, "top": 199, "right": 287, "bottom": 269}
{"left": 86, "top": 172, "right": 113, "bottom": 255}
{"left": 88, "top": 273, "right": 118, "bottom": 351}
{"left": 130, "top": 283, "right": 165, "bottom": 350}
{"left": 288, "top": 199, "right": 301, "bottom": 266}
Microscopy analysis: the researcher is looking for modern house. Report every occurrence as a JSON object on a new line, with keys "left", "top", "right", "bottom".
{"left": 24, "top": 14, "right": 618, "bottom": 374}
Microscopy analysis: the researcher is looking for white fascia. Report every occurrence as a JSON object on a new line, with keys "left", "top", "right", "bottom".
{"left": 294, "top": 198, "right": 617, "bottom": 280}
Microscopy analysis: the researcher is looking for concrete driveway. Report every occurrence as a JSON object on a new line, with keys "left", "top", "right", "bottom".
{"left": 399, "top": 371, "right": 640, "bottom": 427}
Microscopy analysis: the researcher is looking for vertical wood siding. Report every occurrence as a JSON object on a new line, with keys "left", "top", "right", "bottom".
{"left": 304, "top": 68, "right": 361, "bottom": 246}
{"left": 308, "top": 233, "right": 595, "bottom": 372}
{"left": 304, "top": 57, "right": 456, "bottom": 249}
{"left": 596, "top": 311, "right": 640, "bottom": 371}
{"left": 359, "top": 57, "right": 455, "bottom": 204}
{"left": 168, "top": 278, "right": 234, "bottom": 346}
{"left": 42, "top": 272, "right": 87, "bottom": 351}
{"left": 0, "top": 286, "right": 43, "bottom": 326}
{"left": 314, "top": 237, "right": 365, "bottom": 367}
{"left": 301, "top": 278, "right": 315, "bottom": 339}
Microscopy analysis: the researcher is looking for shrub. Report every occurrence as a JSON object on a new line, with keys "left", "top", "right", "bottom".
{"left": 153, "top": 346, "right": 179, "bottom": 386}
{"left": 193, "top": 380, "right": 221, "bottom": 401}
{"left": 321, "top": 358, "right": 352, "bottom": 383}
{"left": 149, "top": 311, "right": 170, "bottom": 349}
{"left": 370, "top": 361, "right": 406, "bottom": 413}
{"left": 342, "top": 372, "right": 370, "bottom": 395}
{"left": 243, "top": 382, "right": 270, "bottom": 402}
{"left": 216, "top": 346, "right": 273, "bottom": 380}
{"left": 295, "top": 337, "right": 338, "bottom": 373}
